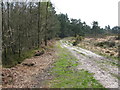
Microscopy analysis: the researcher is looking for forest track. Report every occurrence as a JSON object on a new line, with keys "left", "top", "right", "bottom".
{"left": 2, "top": 48, "right": 56, "bottom": 88}
{"left": 60, "top": 40, "right": 119, "bottom": 88}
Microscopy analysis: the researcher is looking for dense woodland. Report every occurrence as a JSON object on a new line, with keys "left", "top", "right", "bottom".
{"left": 1, "top": 1, "right": 120, "bottom": 67}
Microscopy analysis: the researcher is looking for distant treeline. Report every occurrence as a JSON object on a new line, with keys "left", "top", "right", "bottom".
{"left": 1, "top": 1, "right": 120, "bottom": 67}
{"left": 57, "top": 14, "right": 120, "bottom": 38}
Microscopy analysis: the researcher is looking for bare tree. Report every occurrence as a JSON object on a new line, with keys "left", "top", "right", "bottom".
{"left": 44, "top": 2, "right": 49, "bottom": 46}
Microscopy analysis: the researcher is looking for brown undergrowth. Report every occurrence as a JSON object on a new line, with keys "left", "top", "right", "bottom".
{"left": 2, "top": 40, "right": 57, "bottom": 88}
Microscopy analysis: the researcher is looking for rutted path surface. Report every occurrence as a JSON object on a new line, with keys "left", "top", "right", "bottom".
{"left": 60, "top": 40, "right": 119, "bottom": 88}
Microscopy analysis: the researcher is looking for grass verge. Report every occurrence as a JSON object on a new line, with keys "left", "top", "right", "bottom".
{"left": 48, "top": 41, "right": 104, "bottom": 88}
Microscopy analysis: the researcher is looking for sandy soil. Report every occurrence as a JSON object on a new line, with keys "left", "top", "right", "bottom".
{"left": 61, "top": 40, "right": 119, "bottom": 88}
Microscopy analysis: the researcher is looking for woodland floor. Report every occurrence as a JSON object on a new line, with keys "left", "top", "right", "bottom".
{"left": 2, "top": 41, "right": 57, "bottom": 88}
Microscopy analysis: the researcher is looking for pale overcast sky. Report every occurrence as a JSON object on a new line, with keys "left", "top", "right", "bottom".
{"left": 51, "top": 0, "right": 119, "bottom": 28}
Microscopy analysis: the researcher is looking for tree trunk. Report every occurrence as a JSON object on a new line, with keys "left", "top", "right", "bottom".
{"left": 18, "top": 25, "right": 21, "bottom": 57}
{"left": 44, "top": 2, "right": 49, "bottom": 46}
{"left": 37, "top": 2, "right": 41, "bottom": 48}
{"left": 1, "top": 2, "right": 7, "bottom": 60}
{"left": 44, "top": 35, "right": 47, "bottom": 46}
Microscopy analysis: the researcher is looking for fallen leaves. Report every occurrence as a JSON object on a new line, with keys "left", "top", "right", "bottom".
{"left": 2, "top": 48, "right": 56, "bottom": 88}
